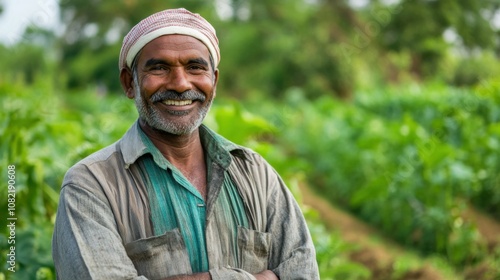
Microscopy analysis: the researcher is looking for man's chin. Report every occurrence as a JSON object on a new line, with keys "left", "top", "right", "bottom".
{"left": 143, "top": 118, "right": 201, "bottom": 136}
{"left": 137, "top": 103, "right": 209, "bottom": 136}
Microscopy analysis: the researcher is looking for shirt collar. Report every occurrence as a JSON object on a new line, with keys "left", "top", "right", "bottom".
{"left": 119, "top": 120, "right": 248, "bottom": 169}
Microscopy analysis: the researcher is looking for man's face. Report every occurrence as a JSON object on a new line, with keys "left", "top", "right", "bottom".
{"left": 131, "top": 34, "right": 218, "bottom": 135}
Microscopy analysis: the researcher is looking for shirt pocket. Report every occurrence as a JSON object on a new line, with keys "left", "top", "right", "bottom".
{"left": 125, "top": 228, "right": 192, "bottom": 279}
{"left": 237, "top": 226, "right": 271, "bottom": 273}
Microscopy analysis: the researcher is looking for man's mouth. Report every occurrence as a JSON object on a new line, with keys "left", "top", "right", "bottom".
{"left": 162, "top": 100, "right": 194, "bottom": 106}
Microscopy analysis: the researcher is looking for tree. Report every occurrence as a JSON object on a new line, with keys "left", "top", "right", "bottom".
{"left": 377, "top": 0, "right": 499, "bottom": 79}
{"left": 215, "top": 0, "right": 359, "bottom": 99}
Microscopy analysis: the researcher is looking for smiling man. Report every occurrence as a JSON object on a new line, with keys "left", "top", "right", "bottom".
{"left": 52, "top": 8, "right": 319, "bottom": 280}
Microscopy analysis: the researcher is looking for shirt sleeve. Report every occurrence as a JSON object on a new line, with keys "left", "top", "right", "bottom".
{"left": 52, "top": 183, "right": 147, "bottom": 280}
{"left": 265, "top": 167, "right": 320, "bottom": 279}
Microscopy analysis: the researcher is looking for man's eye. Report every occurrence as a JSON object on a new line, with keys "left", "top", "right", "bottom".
{"left": 188, "top": 65, "right": 206, "bottom": 72}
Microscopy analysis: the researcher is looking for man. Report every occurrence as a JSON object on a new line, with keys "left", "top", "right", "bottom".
{"left": 52, "top": 8, "right": 319, "bottom": 280}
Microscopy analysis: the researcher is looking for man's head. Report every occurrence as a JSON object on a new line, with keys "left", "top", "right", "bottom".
{"left": 119, "top": 8, "right": 220, "bottom": 135}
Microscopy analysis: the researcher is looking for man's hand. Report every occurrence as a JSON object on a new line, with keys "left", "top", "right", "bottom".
{"left": 164, "top": 269, "right": 278, "bottom": 280}
{"left": 254, "top": 270, "right": 279, "bottom": 280}
{"left": 164, "top": 272, "right": 211, "bottom": 280}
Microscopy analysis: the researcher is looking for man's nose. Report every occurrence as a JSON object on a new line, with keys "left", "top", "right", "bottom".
{"left": 166, "top": 67, "right": 191, "bottom": 93}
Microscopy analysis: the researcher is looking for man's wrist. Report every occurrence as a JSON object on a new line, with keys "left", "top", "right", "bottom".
{"left": 254, "top": 270, "right": 278, "bottom": 280}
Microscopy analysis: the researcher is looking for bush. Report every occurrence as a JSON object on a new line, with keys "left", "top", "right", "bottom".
{"left": 248, "top": 83, "right": 500, "bottom": 267}
{"left": 450, "top": 52, "right": 500, "bottom": 87}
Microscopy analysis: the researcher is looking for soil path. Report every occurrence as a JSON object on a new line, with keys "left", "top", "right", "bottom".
{"left": 462, "top": 205, "right": 500, "bottom": 249}
{"left": 299, "top": 183, "right": 500, "bottom": 279}
{"left": 299, "top": 183, "right": 445, "bottom": 280}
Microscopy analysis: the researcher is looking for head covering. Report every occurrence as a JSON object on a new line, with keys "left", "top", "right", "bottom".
{"left": 119, "top": 8, "right": 220, "bottom": 70}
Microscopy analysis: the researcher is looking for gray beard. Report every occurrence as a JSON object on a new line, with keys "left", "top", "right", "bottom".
{"left": 133, "top": 75, "right": 213, "bottom": 135}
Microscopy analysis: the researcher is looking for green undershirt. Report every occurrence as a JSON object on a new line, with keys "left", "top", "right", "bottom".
{"left": 136, "top": 126, "right": 249, "bottom": 272}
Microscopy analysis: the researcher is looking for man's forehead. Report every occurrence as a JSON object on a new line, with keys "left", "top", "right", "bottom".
{"left": 137, "top": 35, "right": 211, "bottom": 63}
{"left": 146, "top": 35, "right": 209, "bottom": 51}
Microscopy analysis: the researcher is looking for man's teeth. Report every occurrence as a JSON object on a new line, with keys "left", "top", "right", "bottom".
{"left": 162, "top": 100, "right": 193, "bottom": 106}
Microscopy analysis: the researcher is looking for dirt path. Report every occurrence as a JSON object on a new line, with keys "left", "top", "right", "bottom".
{"left": 299, "top": 183, "right": 500, "bottom": 279}
{"left": 462, "top": 205, "right": 500, "bottom": 249}
{"left": 298, "top": 183, "right": 445, "bottom": 280}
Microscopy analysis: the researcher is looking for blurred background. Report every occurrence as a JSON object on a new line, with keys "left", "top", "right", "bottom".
{"left": 1, "top": 0, "right": 500, "bottom": 279}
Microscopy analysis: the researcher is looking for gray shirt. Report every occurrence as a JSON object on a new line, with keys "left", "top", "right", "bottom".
{"left": 52, "top": 122, "right": 319, "bottom": 279}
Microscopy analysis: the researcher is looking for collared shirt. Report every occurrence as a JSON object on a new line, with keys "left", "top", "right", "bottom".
{"left": 52, "top": 121, "right": 319, "bottom": 279}
{"left": 136, "top": 126, "right": 248, "bottom": 272}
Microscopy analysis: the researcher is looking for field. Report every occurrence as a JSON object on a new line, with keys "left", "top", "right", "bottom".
{"left": 1, "top": 77, "right": 500, "bottom": 279}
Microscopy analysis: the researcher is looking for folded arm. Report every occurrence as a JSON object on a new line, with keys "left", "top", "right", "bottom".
{"left": 53, "top": 184, "right": 148, "bottom": 279}
{"left": 164, "top": 270, "right": 277, "bottom": 280}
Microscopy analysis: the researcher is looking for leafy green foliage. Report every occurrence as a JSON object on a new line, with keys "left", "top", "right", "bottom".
{"left": 450, "top": 52, "right": 500, "bottom": 87}
{"left": 307, "top": 214, "right": 372, "bottom": 280}
{"left": 0, "top": 80, "right": 137, "bottom": 279}
{"left": 246, "top": 82, "right": 500, "bottom": 270}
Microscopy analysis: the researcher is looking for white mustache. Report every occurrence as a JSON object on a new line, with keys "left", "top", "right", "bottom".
{"left": 150, "top": 90, "right": 205, "bottom": 103}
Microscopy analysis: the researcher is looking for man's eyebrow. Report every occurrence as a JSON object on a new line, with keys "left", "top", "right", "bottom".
{"left": 188, "top": 57, "right": 209, "bottom": 67}
{"left": 144, "top": 58, "right": 168, "bottom": 68}
{"left": 143, "top": 57, "right": 209, "bottom": 68}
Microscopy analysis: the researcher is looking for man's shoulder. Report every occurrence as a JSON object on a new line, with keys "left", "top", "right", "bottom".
{"left": 62, "top": 122, "right": 143, "bottom": 187}
{"left": 80, "top": 142, "right": 121, "bottom": 166}
{"left": 63, "top": 141, "right": 123, "bottom": 186}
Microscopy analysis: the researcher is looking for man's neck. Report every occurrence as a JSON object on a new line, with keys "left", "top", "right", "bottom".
{"left": 139, "top": 120, "right": 204, "bottom": 169}
{"left": 139, "top": 120, "right": 208, "bottom": 199}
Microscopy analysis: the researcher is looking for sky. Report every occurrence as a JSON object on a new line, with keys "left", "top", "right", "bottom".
{"left": 0, "top": 0, "right": 60, "bottom": 45}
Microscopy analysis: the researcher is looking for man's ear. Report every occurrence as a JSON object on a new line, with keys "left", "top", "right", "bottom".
{"left": 120, "top": 68, "right": 135, "bottom": 99}
{"left": 213, "top": 68, "right": 219, "bottom": 98}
